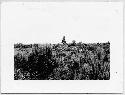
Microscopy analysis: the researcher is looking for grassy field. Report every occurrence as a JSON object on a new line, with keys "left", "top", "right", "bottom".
{"left": 14, "top": 42, "right": 110, "bottom": 80}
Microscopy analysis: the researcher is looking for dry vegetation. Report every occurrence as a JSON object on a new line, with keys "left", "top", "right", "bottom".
{"left": 14, "top": 40, "right": 110, "bottom": 80}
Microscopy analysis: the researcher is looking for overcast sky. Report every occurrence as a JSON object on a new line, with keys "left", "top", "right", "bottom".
{"left": 1, "top": 2, "right": 122, "bottom": 44}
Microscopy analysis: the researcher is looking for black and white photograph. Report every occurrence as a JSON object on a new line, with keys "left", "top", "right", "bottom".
{"left": 1, "top": 2, "right": 123, "bottom": 93}
{"left": 14, "top": 38, "right": 110, "bottom": 80}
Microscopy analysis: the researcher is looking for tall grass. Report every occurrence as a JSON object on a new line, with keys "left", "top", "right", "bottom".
{"left": 14, "top": 42, "right": 110, "bottom": 80}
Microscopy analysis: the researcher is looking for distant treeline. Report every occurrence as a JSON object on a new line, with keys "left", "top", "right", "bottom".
{"left": 14, "top": 41, "right": 110, "bottom": 48}
{"left": 14, "top": 43, "right": 33, "bottom": 48}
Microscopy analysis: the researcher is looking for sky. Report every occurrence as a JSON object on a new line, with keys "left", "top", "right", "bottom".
{"left": 1, "top": 2, "right": 122, "bottom": 44}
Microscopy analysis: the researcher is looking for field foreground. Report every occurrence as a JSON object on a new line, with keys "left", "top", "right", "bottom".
{"left": 14, "top": 42, "right": 110, "bottom": 80}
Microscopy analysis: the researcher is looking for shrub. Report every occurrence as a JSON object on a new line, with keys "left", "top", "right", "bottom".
{"left": 14, "top": 42, "right": 110, "bottom": 80}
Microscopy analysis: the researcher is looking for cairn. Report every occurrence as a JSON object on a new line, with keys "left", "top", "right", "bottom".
{"left": 62, "top": 36, "right": 66, "bottom": 45}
